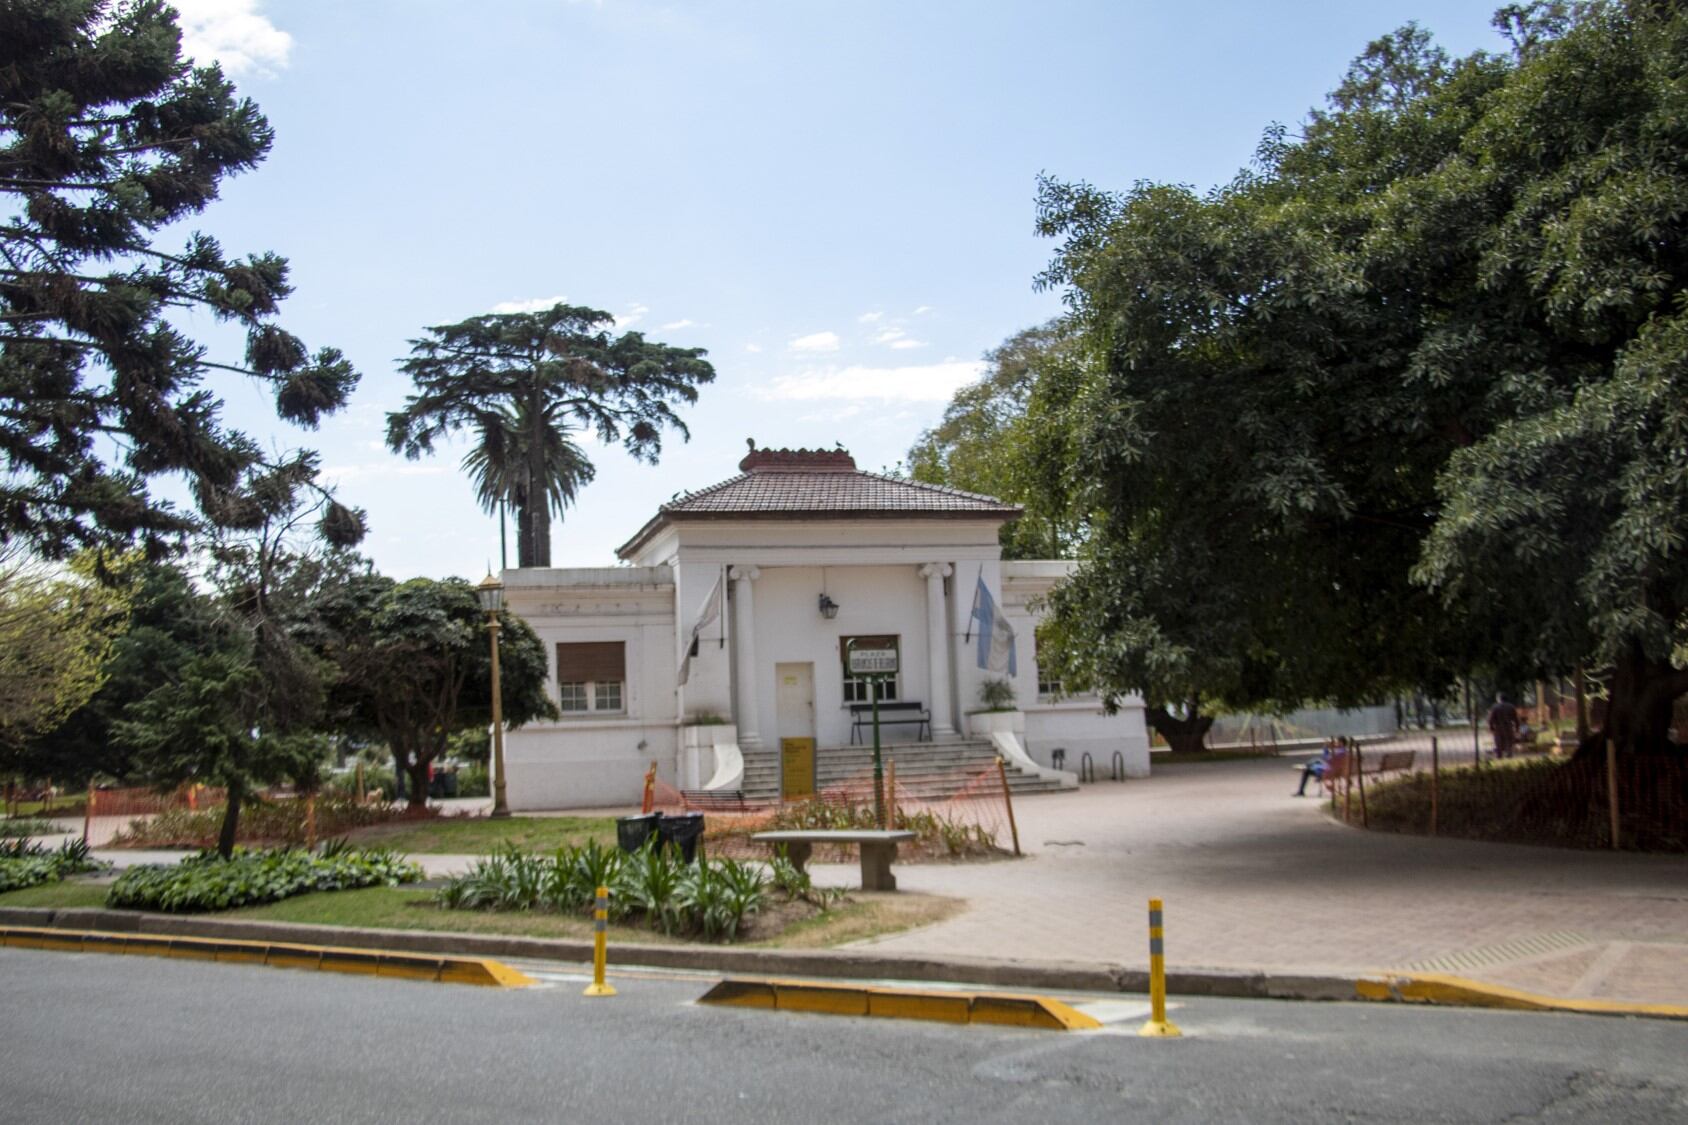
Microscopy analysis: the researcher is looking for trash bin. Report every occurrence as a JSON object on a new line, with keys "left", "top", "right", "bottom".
{"left": 616, "top": 813, "right": 662, "bottom": 854}
{"left": 656, "top": 812, "right": 705, "bottom": 863}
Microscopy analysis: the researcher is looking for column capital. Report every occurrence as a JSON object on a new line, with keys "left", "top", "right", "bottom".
{"left": 728, "top": 565, "right": 761, "bottom": 582}
{"left": 918, "top": 562, "right": 953, "bottom": 579}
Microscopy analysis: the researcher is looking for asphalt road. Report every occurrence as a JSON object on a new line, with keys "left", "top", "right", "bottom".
{"left": 2, "top": 949, "right": 1685, "bottom": 1124}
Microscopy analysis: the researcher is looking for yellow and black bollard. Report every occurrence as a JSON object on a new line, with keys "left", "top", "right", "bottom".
{"left": 1138, "top": 897, "right": 1182, "bottom": 1038}
{"left": 583, "top": 885, "right": 616, "bottom": 997}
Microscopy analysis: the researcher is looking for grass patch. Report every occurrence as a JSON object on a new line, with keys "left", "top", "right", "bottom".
{"left": 343, "top": 815, "right": 616, "bottom": 854}
{"left": 0, "top": 879, "right": 960, "bottom": 950}
{"left": 3, "top": 796, "right": 87, "bottom": 819}
{"left": 0, "top": 879, "right": 108, "bottom": 909}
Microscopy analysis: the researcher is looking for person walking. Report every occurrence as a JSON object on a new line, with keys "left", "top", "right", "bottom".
{"left": 1487, "top": 694, "right": 1519, "bottom": 760}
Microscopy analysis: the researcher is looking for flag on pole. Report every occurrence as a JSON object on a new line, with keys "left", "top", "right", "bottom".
{"left": 677, "top": 568, "right": 725, "bottom": 686}
{"left": 966, "top": 571, "right": 1017, "bottom": 677}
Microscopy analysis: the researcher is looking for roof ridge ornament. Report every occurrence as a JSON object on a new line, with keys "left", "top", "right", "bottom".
{"left": 737, "top": 445, "right": 858, "bottom": 473}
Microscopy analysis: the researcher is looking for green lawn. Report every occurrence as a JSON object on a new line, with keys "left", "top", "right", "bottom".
{"left": 0, "top": 879, "right": 959, "bottom": 949}
{"left": 0, "top": 880, "right": 108, "bottom": 909}
{"left": 341, "top": 815, "right": 617, "bottom": 854}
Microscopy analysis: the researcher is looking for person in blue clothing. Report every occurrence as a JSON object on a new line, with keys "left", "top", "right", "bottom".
{"left": 1295, "top": 738, "right": 1342, "bottom": 797}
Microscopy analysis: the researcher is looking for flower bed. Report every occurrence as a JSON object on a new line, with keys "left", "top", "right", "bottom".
{"left": 0, "top": 838, "right": 105, "bottom": 893}
{"left": 108, "top": 795, "right": 400, "bottom": 849}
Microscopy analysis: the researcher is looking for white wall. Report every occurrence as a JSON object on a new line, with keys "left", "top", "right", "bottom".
{"left": 501, "top": 567, "right": 679, "bottom": 810}
{"left": 744, "top": 564, "right": 934, "bottom": 749}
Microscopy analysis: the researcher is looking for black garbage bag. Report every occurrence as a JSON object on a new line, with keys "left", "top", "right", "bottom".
{"left": 656, "top": 812, "right": 706, "bottom": 863}
{"left": 616, "top": 813, "right": 662, "bottom": 854}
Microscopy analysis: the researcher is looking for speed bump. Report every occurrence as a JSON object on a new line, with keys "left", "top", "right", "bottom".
{"left": 0, "top": 925, "right": 534, "bottom": 988}
{"left": 699, "top": 978, "right": 1102, "bottom": 1031}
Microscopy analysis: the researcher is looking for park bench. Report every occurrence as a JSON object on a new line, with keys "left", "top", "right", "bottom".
{"left": 1319, "top": 748, "right": 1416, "bottom": 795}
{"left": 849, "top": 701, "right": 930, "bottom": 744}
{"left": 681, "top": 789, "right": 750, "bottom": 812}
{"left": 751, "top": 829, "right": 917, "bottom": 892}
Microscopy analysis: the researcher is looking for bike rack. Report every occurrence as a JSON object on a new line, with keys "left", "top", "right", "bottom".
{"left": 1079, "top": 751, "right": 1095, "bottom": 783}
{"left": 1112, "top": 750, "right": 1126, "bottom": 781}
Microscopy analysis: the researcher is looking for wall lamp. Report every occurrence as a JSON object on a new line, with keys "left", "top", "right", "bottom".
{"left": 818, "top": 593, "right": 840, "bottom": 620}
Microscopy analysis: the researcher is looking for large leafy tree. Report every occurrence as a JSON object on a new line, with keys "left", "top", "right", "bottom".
{"left": 0, "top": 0, "right": 358, "bottom": 559}
{"left": 325, "top": 576, "right": 555, "bottom": 810}
{"left": 1033, "top": 1, "right": 1688, "bottom": 756}
{"left": 0, "top": 548, "right": 131, "bottom": 776}
{"left": 387, "top": 304, "right": 715, "bottom": 567}
{"left": 907, "top": 322, "right": 1078, "bottom": 560}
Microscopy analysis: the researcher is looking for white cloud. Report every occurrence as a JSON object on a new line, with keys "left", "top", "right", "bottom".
{"left": 758, "top": 360, "right": 985, "bottom": 403}
{"left": 616, "top": 303, "right": 649, "bottom": 330}
{"left": 913, "top": 305, "right": 934, "bottom": 315}
{"left": 857, "top": 311, "right": 884, "bottom": 324}
{"left": 173, "top": 0, "right": 292, "bottom": 77}
{"left": 889, "top": 338, "right": 926, "bottom": 350}
{"left": 789, "top": 330, "right": 841, "bottom": 353}
{"left": 660, "top": 318, "right": 696, "bottom": 331}
{"left": 745, "top": 342, "right": 763, "bottom": 353}
{"left": 490, "top": 294, "right": 569, "bottom": 314}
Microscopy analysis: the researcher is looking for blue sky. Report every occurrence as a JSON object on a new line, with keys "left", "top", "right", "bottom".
{"left": 172, "top": 0, "right": 1502, "bottom": 578}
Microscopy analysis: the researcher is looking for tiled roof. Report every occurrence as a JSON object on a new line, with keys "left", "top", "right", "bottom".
{"left": 616, "top": 446, "right": 1021, "bottom": 558}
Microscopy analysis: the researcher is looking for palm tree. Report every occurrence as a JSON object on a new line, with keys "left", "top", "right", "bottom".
{"left": 388, "top": 304, "right": 714, "bottom": 567}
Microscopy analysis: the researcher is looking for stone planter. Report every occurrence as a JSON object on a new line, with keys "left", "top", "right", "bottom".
{"left": 964, "top": 709, "right": 1025, "bottom": 738}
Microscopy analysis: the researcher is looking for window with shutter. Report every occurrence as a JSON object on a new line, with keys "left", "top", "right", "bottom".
{"left": 556, "top": 642, "right": 626, "bottom": 713}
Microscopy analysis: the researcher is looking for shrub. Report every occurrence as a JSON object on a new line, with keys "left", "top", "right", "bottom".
{"left": 106, "top": 847, "right": 422, "bottom": 912}
{"left": 436, "top": 841, "right": 770, "bottom": 941}
{"left": 0, "top": 818, "right": 60, "bottom": 839}
{"left": 108, "top": 795, "right": 398, "bottom": 849}
{"left": 977, "top": 678, "right": 1017, "bottom": 711}
{"left": 0, "top": 838, "right": 104, "bottom": 893}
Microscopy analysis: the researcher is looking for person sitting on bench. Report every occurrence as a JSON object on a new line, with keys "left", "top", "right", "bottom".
{"left": 1295, "top": 739, "right": 1341, "bottom": 797}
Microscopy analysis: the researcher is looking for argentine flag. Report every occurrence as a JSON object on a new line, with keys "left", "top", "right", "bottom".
{"left": 967, "top": 571, "right": 1017, "bottom": 676}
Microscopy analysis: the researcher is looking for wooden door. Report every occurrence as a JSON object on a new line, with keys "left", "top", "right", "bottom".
{"left": 776, "top": 662, "right": 815, "bottom": 801}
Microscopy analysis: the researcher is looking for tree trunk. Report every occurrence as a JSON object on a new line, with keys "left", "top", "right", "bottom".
{"left": 405, "top": 757, "right": 432, "bottom": 815}
{"left": 1586, "top": 642, "right": 1687, "bottom": 757}
{"left": 1147, "top": 704, "right": 1215, "bottom": 754}
{"left": 216, "top": 777, "right": 243, "bottom": 859}
{"left": 515, "top": 496, "right": 550, "bottom": 567}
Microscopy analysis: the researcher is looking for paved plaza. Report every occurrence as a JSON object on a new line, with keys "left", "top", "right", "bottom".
{"left": 843, "top": 756, "right": 1688, "bottom": 1006}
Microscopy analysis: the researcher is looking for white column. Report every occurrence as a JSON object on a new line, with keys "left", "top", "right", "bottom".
{"left": 920, "top": 562, "right": 955, "bottom": 737}
{"left": 730, "top": 565, "right": 762, "bottom": 749}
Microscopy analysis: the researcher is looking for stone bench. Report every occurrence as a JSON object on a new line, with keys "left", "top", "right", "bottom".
{"left": 751, "top": 829, "right": 917, "bottom": 892}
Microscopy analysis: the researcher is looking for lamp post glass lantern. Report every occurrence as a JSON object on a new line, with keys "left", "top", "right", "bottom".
{"left": 478, "top": 574, "right": 510, "bottom": 818}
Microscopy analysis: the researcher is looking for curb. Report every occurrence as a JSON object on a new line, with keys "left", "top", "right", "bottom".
{"left": 699, "top": 978, "right": 1102, "bottom": 1030}
{"left": 0, "top": 923, "right": 534, "bottom": 988}
{"left": 2, "top": 905, "right": 1681, "bottom": 1019}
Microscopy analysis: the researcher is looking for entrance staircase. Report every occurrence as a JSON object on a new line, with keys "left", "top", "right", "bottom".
{"left": 737, "top": 739, "right": 1069, "bottom": 804}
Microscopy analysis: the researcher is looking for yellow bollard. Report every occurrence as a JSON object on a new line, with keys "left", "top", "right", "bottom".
{"left": 583, "top": 884, "right": 616, "bottom": 997}
{"left": 1139, "top": 897, "right": 1182, "bottom": 1038}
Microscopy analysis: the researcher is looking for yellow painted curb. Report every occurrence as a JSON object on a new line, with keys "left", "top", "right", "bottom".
{"left": 1357, "top": 972, "right": 1688, "bottom": 1021}
{"left": 0, "top": 926, "right": 534, "bottom": 989}
{"left": 699, "top": 978, "right": 1103, "bottom": 1031}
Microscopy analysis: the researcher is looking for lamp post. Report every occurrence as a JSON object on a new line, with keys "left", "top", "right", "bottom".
{"left": 476, "top": 573, "right": 511, "bottom": 818}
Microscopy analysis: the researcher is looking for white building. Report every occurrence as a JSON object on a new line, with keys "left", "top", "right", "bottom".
{"left": 501, "top": 446, "right": 1150, "bottom": 809}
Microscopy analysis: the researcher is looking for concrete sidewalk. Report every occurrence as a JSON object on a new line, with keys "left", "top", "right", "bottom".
{"left": 834, "top": 757, "right": 1688, "bottom": 1007}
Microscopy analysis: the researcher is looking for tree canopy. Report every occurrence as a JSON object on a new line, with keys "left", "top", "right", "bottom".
{"left": 0, "top": 0, "right": 359, "bottom": 559}
{"left": 1031, "top": 0, "right": 1688, "bottom": 754}
{"left": 387, "top": 303, "right": 715, "bottom": 567}
{"left": 906, "top": 323, "right": 1079, "bottom": 560}
{"left": 324, "top": 575, "right": 556, "bottom": 807}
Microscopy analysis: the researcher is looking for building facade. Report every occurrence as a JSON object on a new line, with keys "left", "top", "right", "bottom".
{"left": 500, "top": 446, "right": 1150, "bottom": 809}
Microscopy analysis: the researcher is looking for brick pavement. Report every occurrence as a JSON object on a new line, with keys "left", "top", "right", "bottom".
{"left": 841, "top": 757, "right": 1688, "bottom": 1005}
